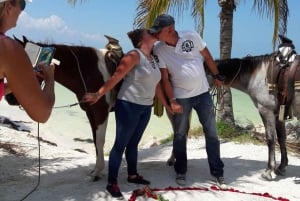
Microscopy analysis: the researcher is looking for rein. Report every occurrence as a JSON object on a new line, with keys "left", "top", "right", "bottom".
{"left": 211, "top": 59, "right": 243, "bottom": 114}
{"left": 228, "top": 59, "right": 243, "bottom": 87}
{"left": 53, "top": 102, "right": 80, "bottom": 109}
{"left": 53, "top": 48, "right": 88, "bottom": 109}
{"left": 69, "top": 48, "right": 88, "bottom": 92}
{"left": 210, "top": 86, "right": 224, "bottom": 114}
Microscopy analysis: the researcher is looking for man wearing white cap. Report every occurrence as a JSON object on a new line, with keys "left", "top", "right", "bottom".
{"left": 150, "top": 14, "right": 227, "bottom": 189}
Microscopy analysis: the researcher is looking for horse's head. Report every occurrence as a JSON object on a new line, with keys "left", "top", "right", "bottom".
{"left": 5, "top": 36, "right": 45, "bottom": 106}
{"left": 13, "top": 35, "right": 29, "bottom": 47}
{"left": 277, "top": 35, "right": 297, "bottom": 66}
{"left": 205, "top": 58, "right": 242, "bottom": 87}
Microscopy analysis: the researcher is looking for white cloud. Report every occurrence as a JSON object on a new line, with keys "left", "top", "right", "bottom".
{"left": 13, "top": 12, "right": 105, "bottom": 47}
{"left": 18, "top": 12, "right": 73, "bottom": 34}
{"left": 81, "top": 33, "right": 103, "bottom": 42}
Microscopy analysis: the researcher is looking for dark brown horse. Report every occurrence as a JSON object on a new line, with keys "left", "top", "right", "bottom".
{"left": 10, "top": 36, "right": 123, "bottom": 181}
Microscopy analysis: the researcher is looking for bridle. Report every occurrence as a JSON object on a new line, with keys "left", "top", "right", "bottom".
{"left": 69, "top": 48, "right": 88, "bottom": 92}
{"left": 211, "top": 59, "right": 243, "bottom": 114}
{"left": 53, "top": 48, "right": 87, "bottom": 109}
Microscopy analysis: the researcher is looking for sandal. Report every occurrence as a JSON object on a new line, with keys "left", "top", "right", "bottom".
{"left": 127, "top": 174, "right": 150, "bottom": 185}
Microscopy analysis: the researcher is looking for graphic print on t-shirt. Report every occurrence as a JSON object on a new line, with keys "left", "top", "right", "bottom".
{"left": 181, "top": 40, "right": 194, "bottom": 52}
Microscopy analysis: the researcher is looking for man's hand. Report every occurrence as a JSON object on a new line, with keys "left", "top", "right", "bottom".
{"left": 213, "top": 74, "right": 226, "bottom": 86}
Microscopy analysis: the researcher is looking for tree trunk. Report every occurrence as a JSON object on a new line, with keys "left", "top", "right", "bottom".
{"left": 218, "top": 0, "right": 235, "bottom": 125}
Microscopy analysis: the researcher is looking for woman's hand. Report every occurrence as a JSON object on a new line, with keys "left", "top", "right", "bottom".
{"left": 36, "top": 63, "right": 55, "bottom": 82}
{"left": 170, "top": 100, "right": 183, "bottom": 114}
{"left": 81, "top": 92, "right": 101, "bottom": 105}
{"left": 165, "top": 104, "right": 174, "bottom": 115}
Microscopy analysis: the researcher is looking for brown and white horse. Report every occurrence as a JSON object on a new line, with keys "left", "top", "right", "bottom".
{"left": 10, "top": 36, "right": 123, "bottom": 181}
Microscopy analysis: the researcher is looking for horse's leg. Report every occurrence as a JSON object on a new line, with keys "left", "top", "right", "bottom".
{"left": 258, "top": 107, "right": 277, "bottom": 180}
{"left": 92, "top": 118, "right": 108, "bottom": 181}
{"left": 275, "top": 119, "right": 288, "bottom": 176}
{"left": 85, "top": 108, "right": 109, "bottom": 181}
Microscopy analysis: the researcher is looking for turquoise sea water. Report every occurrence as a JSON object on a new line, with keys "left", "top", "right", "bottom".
{"left": 231, "top": 89, "right": 262, "bottom": 125}
{"left": 0, "top": 83, "right": 262, "bottom": 154}
{"left": 54, "top": 84, "right": 261, "bottom": 124}
{"left": 51, "top": 84, "right": 262, "bottom": 152}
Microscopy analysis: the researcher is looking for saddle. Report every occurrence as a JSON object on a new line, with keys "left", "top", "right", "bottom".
{"left": 267, "top": 35, "right": 300, "bottom": 121}
{"left": 103, "top": 35, "right": 124, "bottom": 75}
{"left": 103, "top": 35, "right": 124, "bottom": 111}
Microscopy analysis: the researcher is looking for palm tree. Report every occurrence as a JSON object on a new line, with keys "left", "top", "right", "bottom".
{"left": 67, "top": 0, "right": 86, "bottom": 6}
{"left": 133, "top": 0, "right": 289, "bottom": 124}
{"left": 216, "top": 0, "right": 288, "bottom": 124}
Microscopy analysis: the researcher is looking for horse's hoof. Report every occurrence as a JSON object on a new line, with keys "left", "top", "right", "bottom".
{"left": 92, "top": 176, "right": 101, "bottom": 182}
{"left": 275, "top": 168, "right": 286, "bottom": 176}
{"left": 261, "top": 172, "right": 272, "bottom": 181}
{"left": 166, "top": 159, "right": 175, "bottom": 166}
{"left": 89, "top": 170, "right": 103, "bottom": 182}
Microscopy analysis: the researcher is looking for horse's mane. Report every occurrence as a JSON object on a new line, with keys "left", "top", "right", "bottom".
{"left": 242, "top": 53, "right": 276, "bottom": 63}
{"left": 214, "top": 53, "right": 278, "bottom": 80}
{"left": 14, "top": 35, "right": 98, "bottom": 52}
{"left": 38, "top": 42, "right": 95, "bottom": 49}
{"left": 35, "top": 42, "right": 98, "bottom": 55}
{"left": 214, "top": 58, "right": 242, "bottom": 76}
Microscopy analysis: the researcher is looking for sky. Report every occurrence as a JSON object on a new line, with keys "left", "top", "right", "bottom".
{"left": 7, "top": 0, "right": 300, "bottom": 58}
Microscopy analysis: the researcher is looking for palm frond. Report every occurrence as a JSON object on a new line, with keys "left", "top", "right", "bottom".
{"left": 191, "top": 0, "right": 206, "bottom": 36}
{"left": 133, "top": 0, "right": 205, "bottom": 36}
{"left": 67, "top": 0, "right": 87, "bottom": 6}
{"left": 252, "top": 0, "right": 289, "bottom": 49}
{"left": 134, "top": 0, "right": 174, "bottom": 29}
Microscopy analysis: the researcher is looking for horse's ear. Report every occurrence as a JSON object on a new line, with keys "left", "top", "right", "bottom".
{"left": 22, "top": 35, "right": 29, "bottom": 44}
{"left": 13, "top": 35, "right": 24, "bottom": 45}
{"left": 278, "top": 35, "right": 293, "bottom": 45}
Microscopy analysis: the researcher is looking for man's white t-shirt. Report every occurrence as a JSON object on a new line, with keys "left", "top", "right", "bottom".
{"left": 152, "top": 31, "right": 210, "bottom": 98}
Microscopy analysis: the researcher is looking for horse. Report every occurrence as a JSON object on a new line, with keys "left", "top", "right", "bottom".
{"left": 9, "top": 35, "right": 124, "bottom": 181}
{"left": 166, "top": 36, "right": 300, "bottom": 181}
{"left": 211, "top": 52, "right": 300, "bottom": 180}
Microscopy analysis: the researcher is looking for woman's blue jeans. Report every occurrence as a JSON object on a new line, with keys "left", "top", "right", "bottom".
{"left": 108, "top": 99, "right": 151, "bottom": 184}
{"left": 172, "top": 92, "right": 224, "bottom": 177}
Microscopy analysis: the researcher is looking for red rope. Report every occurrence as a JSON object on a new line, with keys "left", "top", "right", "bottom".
{"left": 128, "top": 185, "right": 290, "bottom": 201}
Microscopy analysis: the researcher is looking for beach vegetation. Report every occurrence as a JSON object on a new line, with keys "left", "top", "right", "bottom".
{"left": 159, "top": 121, "right": 261, "bottom": 145}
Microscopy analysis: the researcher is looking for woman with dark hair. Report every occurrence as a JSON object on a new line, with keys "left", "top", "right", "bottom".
{"left": 82, "top": 29, "right": 173, "bottom": 199}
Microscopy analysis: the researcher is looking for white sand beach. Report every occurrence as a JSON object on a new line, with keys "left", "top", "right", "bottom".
{"left": 1, "top": 85, "right": 300, "bottom": 201}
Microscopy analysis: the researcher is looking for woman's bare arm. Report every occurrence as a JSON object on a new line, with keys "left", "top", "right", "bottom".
{"left": 0, "top": 38, "right": 55, "bottom": 123}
